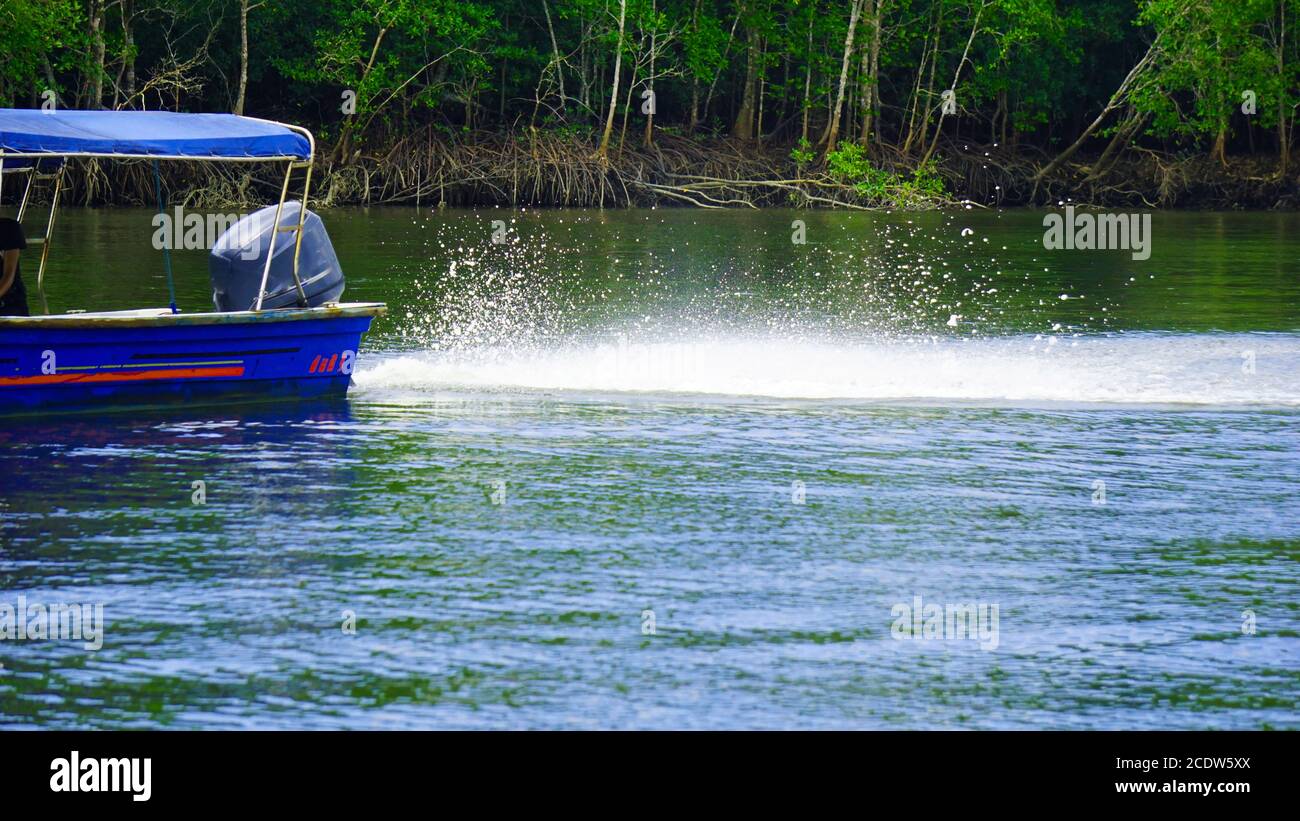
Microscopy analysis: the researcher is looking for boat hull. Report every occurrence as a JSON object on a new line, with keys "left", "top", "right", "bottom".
{"left": 0, "top": 303, "right": 383, "bottom": 414}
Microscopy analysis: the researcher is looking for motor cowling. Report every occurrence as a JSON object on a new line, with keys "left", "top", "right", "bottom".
{"left": 209, "top": 201, "right": 345, "bottom": 312}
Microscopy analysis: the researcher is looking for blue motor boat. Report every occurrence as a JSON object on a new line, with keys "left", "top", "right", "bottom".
{"left": 0, "top": 109, "right": 385, "bottom": 414}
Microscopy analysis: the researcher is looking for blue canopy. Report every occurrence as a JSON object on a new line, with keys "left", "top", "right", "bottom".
{"left": 0, "top": 110, "right": 311, "bottom": 160}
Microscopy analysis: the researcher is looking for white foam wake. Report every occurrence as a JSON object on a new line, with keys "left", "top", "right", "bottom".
{"left": 353, "top": 333, "right": 1300, "bottom": 406}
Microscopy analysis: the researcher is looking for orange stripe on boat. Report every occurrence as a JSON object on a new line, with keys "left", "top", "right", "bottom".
{"left": 0, "top": 366, "right": 245, "bottom": 386}
{"left": 309, "top": 355, "right": 321, "bottom": 373}
{"left": 326, "top": 354, "right": 338, "bottom": 373}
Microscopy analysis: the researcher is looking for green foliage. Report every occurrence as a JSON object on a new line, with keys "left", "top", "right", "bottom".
{"left": 0, "top": 0, "right": 83, "bottom": 107}
{"left": 898, "top": 162, "right": 947, "bottom": 204}
{"left": 1134, "top": 0, "right": 1299, "bottom": 143}
{"left": 2, "top": 0, "right": 1297, "bottom": 172}
{"left": 683, "top": 5, "right": 730, "bottom": 83}
{"left": 826, "top": 141, "right": 874, "bottom": 183}
{"left": 790, "top": 137, "right": 816, "bottom": 167}
{"left": 825, "top": 142, "right": 946, "bottom": 205}
{"left": 274, "top": 0, "right": 495, "bottom": 113}
{"left": 966, "top": 0, "right": 1083, "bottom": 135}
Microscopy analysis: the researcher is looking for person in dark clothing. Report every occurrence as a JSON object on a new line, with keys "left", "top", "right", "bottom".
{"left": 0, "top": 217, "right": 29, "bottom": 317}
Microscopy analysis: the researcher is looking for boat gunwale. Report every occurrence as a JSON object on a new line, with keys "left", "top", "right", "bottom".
{"left": 0, "top": 301, "right": 386, "bottom": 329}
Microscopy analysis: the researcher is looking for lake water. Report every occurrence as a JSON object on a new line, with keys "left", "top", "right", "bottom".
{"left": 1, "top": 207, "right": 1297, "bottom": 728}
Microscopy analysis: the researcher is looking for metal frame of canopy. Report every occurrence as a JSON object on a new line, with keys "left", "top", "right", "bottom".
{"left": 1, "top": 161, "right": 66, "bottom": 313}
{"left": 0, "top": 113, "right": 318, "bottom": 314}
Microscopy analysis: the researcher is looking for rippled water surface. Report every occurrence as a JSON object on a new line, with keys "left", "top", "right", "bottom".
{"left": 2, "top": 208, "right": 1298, "bottom": 728}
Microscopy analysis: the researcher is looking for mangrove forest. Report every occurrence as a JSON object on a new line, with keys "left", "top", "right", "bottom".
{"left": 2, "top": 0, "right": 1299, "bottom": 207}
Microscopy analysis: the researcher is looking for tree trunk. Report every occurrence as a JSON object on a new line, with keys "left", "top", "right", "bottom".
{"left": 1033, "top": 33, "right": 1162, "bottom": 181}
{"left": 687, "top": 0, "right": 702, "bottom": 134}
{"left": 920, "top": 0, "right": 987, "bottom": 166}
{"left": 121, "top": 1, "right": 136, "bottom": 107}
{"left": 235, "top": 0, "right": 250, "bottom": 115}
{"left": 1210, "top": 127, "right": 1227, "bottom": 166}
{"left": 644, "top": 2, "right": 657, "bottom": 149}
{"left": 1086, "top": 109, "right": 1147, "bottom": 180}
{"left": 87, "top": 0, "right": 106, "bottom": 109}
{"left": 800, "top": 7, "right": 814, "bottom": 144}
{"left": 578, "top": 17, "right": 590, "bottom": 114}
{"left": 595, "top": 0, "right": 627, "bottom": 159}
{"left": 702, "top": 10, "right": 742, "bottom": 134}
{"left": 332, "top": 25, "right": 388, "bottom": 164}
{"left": 689, "top": 78, "right": 700, "bottom": 134}
{"left": 755, "top": 37, "right": 766, "bottom": 146}
{"left": 819, "top": 0, "right": 865, "bottom": 155}
{"left": 991, "top": 88, "right": 1006, "bottom": 144}
{"left": 904, "top": 5, "right": 941, "bottom": 154}
{"left": 732, "top": 14, "right": 761, "bottom": 142}
{"left": 1279, "top": 0, "right": 1290, "bottom": 175}
{"left": 617, "top": 55, "right": 638, "bottom": 155}
{"left": 542, "top": 0, "right": 566, "bottom": 105}
{"left": 859, "top": 0, "right": 883, "bottom": 147}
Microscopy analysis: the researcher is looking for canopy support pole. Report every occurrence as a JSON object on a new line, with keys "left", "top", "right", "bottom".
{"left": 289, "top": 160, "right": 313, "bottom": 306}
{"left": 152, "top": 161, "right": 178, "bottom": 314}
{"left": 256, "top": 163, "right": 293, "bottom": 311}
{"left": 34, "top": 164, "right": 64, "bottom": 316}
{"left": 17, "top": 167, "right": 35, "bottom": 222}
{"left": 256, "top": 160, "right": 311, "bottom": 311}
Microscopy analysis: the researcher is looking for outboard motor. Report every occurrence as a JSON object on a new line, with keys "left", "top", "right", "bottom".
{"left": 209, "top": 201, "right": 345, "bottom": 312}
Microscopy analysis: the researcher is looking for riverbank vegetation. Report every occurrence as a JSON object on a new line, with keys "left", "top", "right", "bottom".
{"left": 2, "top": 0, "right": 1299, "bottom": 208}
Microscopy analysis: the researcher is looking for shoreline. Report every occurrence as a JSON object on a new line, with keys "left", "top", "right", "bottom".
{"left": 17, "top": 131, "right": 1300, "bottom": 212}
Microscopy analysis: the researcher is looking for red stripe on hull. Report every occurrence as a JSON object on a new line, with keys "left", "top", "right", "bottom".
{"left": 0, "top": 366, "right": 245, "bottom": 386}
